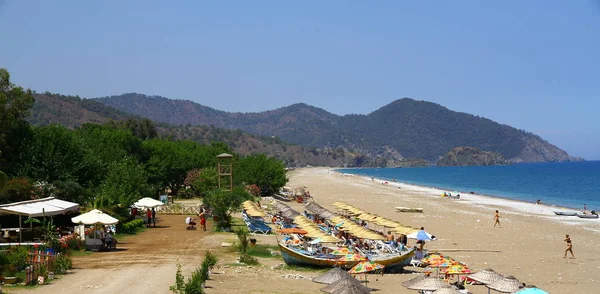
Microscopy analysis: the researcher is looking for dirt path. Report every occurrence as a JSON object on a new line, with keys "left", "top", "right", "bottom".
{"left": 12, "top": 213, "right": 324, "bottom": 294}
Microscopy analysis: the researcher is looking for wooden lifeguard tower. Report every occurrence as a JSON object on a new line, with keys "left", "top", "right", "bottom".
{"left": 217, "top": 153, "right": 233, "bottom": 191}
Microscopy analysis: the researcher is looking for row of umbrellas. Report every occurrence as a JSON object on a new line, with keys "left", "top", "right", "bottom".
{"left": 305, "top": 201, "right": 337, "bottom": 220}
{"left": 332, "top": 202, "right": 419, "bottom": 235}
{"left": 242, "top": 200, "right": 266, "bottom": 217}
{"left": 292, "top": 215, "right": 340, "bottom": 243}
{"left": 269, "top": 201, "right": 300, "bottom": 218}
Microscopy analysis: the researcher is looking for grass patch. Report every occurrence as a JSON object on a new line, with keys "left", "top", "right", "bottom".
{"left": 224, "top": 262, "right": 250, "bottom": 267}
{"left": 247, "top": 244, "right": 280, "bottom": 258}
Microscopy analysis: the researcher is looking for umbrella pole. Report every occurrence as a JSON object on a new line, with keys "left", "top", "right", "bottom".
{"left": 18, "top": 214, "right": 22, "bottom": 243}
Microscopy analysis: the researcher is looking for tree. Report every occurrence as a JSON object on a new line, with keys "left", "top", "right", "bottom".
{"left": 0, "top": 177, "right": 33, "bottom": 204}
{"left": 203, "top": 187, "right": 254, "bottom": 229}
{"left": 106, "top": 118, "right": 158, "bottom": 140}
{"left": 236, "top": 154, "right": 288, "bottom": 195}
{"left": 185, "top": 167, "right": 218, "bottom": 196}
{"left": 94, "top": 157, "right": 152, "bottom": 218}
{"left": 22, "top": 125, "right": 94, "bottom": 185}
{"left": 0, "top": 68, "right": 35, "bottom": 176}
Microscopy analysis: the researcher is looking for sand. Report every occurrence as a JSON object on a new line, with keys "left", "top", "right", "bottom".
{"left": 13, "top": 167, "right": 599, "bottom": 293}
{"left": 288, "top": 167, "right": 600, "bottom": 293}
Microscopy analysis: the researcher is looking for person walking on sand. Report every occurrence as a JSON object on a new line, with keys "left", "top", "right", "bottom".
{"left": 198, "top": 210, "right": 207, "bottom": 231}
{"left": 493, "top": 210, "right": 501, "bottom": 228}
{"left": 146, "top": 209, "right": 152, "bottom": 228}
{"left": 564, "top": 234, "right": 575, "bottom": 258}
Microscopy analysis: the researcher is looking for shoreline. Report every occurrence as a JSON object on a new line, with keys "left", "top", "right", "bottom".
{"left": 333, "top": 168, "right": 600, "bottom": 235}
{"left": 334, "top": 167, "right": 590, "bottom": 212}
{"left": 286, "top": 167, "right": 600, "bottom": 293}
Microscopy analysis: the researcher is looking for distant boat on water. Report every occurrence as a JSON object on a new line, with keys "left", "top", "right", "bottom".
{"left": 553, "top": 211, "right": 577, "bottom": 216}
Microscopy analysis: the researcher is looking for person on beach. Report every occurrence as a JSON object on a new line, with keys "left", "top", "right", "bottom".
{"left": 199, "top": 210, "right": 207, "bottom": 231}
{"left": 493, "top": 210, "right": 501, "bottom": 228}
{"left": 583, "top": 204, "right": 587, "bottom": 214}
{"left": 564, "top": 234, "right": 575, "bottom": 258}
{"left": 146, "top": 209, "right": 152, "bottom": 227}
{"left": 151, "top": 208, "right": 156, "bottom": 227}
{"left": 386, "top": 231, "right": 395, "bottom": 245}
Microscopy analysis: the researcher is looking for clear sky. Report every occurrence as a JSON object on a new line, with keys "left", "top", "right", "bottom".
{"left": 1, "top": 1, "right": 599, "bottom": 159}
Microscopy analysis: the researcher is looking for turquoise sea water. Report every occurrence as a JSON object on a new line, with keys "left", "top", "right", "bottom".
{"left": 337, "top": 161, "right": 600, "bottom": 211}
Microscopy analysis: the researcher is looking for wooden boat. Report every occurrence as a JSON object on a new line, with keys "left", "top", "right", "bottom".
{"left": 278, "top": 243, "right": 415, "bottom": 270}
{"left": 396, "top": 207, "right": 424, "bottom": 213}
{"left": 553, "top": 211, "right": 578, "bottom": 216}
{"left": 576, "top": 213, "right": 599, "bottom": 219}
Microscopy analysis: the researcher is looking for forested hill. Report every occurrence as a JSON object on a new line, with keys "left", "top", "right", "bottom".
{"left": 28, "top": 93, "right": 380, "bottom": 167}
{"left": 95, "top": 93, "right": 581, "bottom": 163}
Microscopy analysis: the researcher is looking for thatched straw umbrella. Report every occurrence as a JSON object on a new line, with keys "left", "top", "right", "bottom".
{"left": 486, "top": 275, "right": 523, "bottom": 293}
{"left": 405, "top": 277, "right": 448, "bottom": 291}
{"left": 313, "top": 267, "right": 354, "bottom": 284}
{"left": 320, "top": 276, "right": 370, "bottom": 293}
{"left": 467, "top": 268, "right": 503, "bottom": 285}
{"left": 433, "top": 285, "right": 462, "bottom": 294}
{"left": 401, "top": 274, "right": 427, "bottom": 287}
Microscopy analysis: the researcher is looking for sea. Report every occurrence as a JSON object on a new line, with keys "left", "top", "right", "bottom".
{"left": 337, "top": 161, "right": 600, "bottom": 211}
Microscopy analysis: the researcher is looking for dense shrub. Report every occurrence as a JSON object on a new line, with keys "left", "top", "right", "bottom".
{"left": 7, "top": 246, "right": 29, "bottom": 269}
{"left": 120, "top": 219, "right": 146, "bottom": 234}
{"left": 53, "top": 254, "right": 72, "bottom": 274}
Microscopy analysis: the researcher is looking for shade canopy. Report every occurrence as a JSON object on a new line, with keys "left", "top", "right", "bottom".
{"left": 405, "top": 277, "right": 448, "bottom": 291}
{"left": 486, "top": 276, "right": 523, "bottom": 293}
{"left": 0, "top": 197, "right": 79, "bottom": 217}
{"left": 408, "top": 229, "right": 433, "bottom": 241}
{"left": 313, "top": 267, "right": 354, "bottom": 284}
{"left": 71, "top": 209, "right": 119, "bottom": 225}
{"left": 513, "top": 287, "right": 549, "bottom": 294}
{"left": 133, "top": 197, "right": 164, "bottom": 208}
{"left": 467, "top": 268, "right": 503, "bottom": 285}
{"left": 320, "top": 276, "right": 370, "bottom": 294}
{"left": 401, "top": 275, "right": 427, "bottom": 287}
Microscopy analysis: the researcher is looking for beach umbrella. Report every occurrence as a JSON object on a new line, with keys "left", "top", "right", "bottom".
{"left": 310, "top": 235, "right": 341, "bottom": 243}
{"left": 433, "top": 285, "right": 462, "bottom": 294}
{"left": 486, "top": 276, "right": 523, "bottom": 293}
{"left": 348, "top": 260, "right": 384, "bottom": 287}
{"left": 467, "top": 268, "right": 503, "bottom": 285}
{"left": 512, "top": 287, "right": 548, "bottom": 294}
{"left": 337, "top": 254, "right": 364, "bottom": 262}
{"left": 71, "top": 209, "right": 119, "bottom": 225}
{"left": 401, "top": 274, "right": 427, "bottom": 287}
{"left": 320, "top": 276, "right": 370, "bottom": 294}
{"left": 348, "top": 260, "right": 385, "bottom": 274}
{"left": 313, "top": 267, "right": 355, "bottom": 285}
{"left": 133, "top": 197, "right": 164, "bottom": 208}
{"left": 277, "top": 228, "right": 308, "bottom": 235}
{"left": 444, "top": 264, "right": 472, "bottom": 275}
{"left": 409, "top": 229, "right": 433, "bottom": 241}
{"left": 405, "top": 277, "right": 448, "bottom": 291}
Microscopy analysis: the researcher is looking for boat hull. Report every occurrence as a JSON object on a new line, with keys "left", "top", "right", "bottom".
{"left": 553, "top": 211, "right": 577, "bottom": 216}
{"left": 576, "top": 214, "right": 599, "bottom": 219}
{"left": 278, "top": 243, "right": 415, "bottom": 271}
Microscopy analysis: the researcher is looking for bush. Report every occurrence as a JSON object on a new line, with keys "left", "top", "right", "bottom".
{"left": 53, "top": 254, "right": 72, "bottom": 274}
{"left": 120, "top": 219, "right": 146, "bottom": 234}
{"left": 7, "top": 246, "right": 29, "bottom": 269}
{"left": 235, "top": 228, "right": 249, "bottom": 255}
{"left": 170, "top": 262, "right": 206, "bottom": 294}
{"left": 239, "top": 254, "right": 258, "bottom": 265}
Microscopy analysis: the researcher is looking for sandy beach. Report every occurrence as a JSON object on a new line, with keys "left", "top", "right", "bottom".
{"left": 14, "top": 167, "right": 598, "bottom": 294}
{"left": 282, "top": 167, "right": 599, "bottom": 293}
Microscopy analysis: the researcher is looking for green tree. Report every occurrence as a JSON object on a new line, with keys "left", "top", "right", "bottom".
{"left": 106, "top": 118, "right": 158, "bottom": 140}
{"left": 203, "top": 187, "right": 254, "bottom": 229}
{"left": 94, "top": 157, "right": 152, "bottom": 217}
{"left": 0, "top": 177, "right": 33, "bottom": 204}
{"left": 190, "top": 167, "right": 218, "bottom": 196}
{"left": 0, "top": 68, "right": 35, "bottom": 176}
{"left": 236, "top": 154, "right": 288, "bottom": 195}
{"left": 23, "top": 125, "right": 95, "bottom": 185}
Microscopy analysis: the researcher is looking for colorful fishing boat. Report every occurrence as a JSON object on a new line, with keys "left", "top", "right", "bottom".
{"left": 278, "top": 242, "right": 415, "bottom": 270}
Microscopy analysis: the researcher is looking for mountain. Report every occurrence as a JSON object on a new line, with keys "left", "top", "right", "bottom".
{"left": 28, "top": 93, "right": 374, "bottom": 167}
{"left": 437, "top": 146, "right": 509, "bottom": 166}
{"left": 95, "top": 93, "right": 581, "bottom": 163}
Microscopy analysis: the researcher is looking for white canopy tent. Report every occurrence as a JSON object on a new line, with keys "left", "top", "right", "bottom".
{"left": 0, "top": 197, "right": 80, "bottom": 242}
{"left": 133, "top": 197, "right": 164, "bottom": 209}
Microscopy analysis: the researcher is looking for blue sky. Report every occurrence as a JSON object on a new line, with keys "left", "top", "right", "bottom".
{"left": 1, "top": 1, "right": 599, "bottom": 159}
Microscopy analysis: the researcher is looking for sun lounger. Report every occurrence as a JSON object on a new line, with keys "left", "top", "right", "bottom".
{"left": 245, "top": 220, "right": 272, "bottom": 234}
